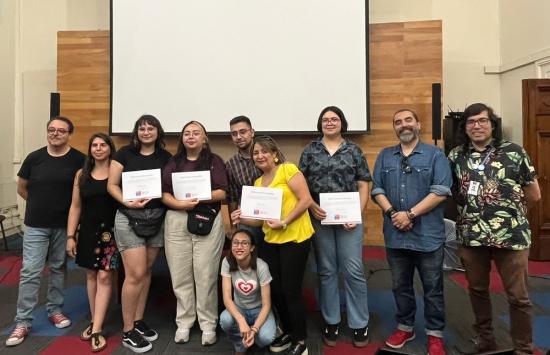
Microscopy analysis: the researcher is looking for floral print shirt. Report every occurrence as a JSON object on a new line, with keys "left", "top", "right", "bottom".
{"left": 448, "top": 140, "right": 537, "bottom": 250}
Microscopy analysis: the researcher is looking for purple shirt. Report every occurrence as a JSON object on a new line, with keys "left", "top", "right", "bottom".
{"left": 162, "top": 153, "right": 228, "bottom": 211}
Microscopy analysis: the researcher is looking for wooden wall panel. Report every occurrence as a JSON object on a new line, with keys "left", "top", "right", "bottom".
{"left": 57, "top": 20, "right": 442, "bottom": 246}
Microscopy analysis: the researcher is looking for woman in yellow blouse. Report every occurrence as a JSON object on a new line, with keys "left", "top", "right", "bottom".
{"left": 231, "top": 136, "right": 313, "bottom": 355}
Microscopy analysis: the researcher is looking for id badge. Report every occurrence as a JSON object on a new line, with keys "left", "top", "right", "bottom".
{"left": 467, "top": 181, "right": 481, "bottom": 195}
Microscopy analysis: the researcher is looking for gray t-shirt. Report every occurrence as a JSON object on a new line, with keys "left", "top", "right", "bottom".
{"left": 220, "top": 257, "right": 272, "bottom": 309}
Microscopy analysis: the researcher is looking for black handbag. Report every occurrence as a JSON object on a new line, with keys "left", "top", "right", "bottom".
{"left": 187, "top": 204, "right": 219, "bottom": 236}
{"left": 121, "top": 208, "right": 166, "bottom": 238}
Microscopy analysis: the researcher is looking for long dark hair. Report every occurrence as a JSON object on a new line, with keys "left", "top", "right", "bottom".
{"left": 174, "top": 120, "right": 213, "bottom": 170}
{"left": 79, "top": 133, "right": 116, "bottom": 186}
{"left": 227, "top": 229, "right": 257, "bottom": 272}
{"left": 129, "top": 114, "right": 166, "bottom": 152}
{"left": 458, "top": 103, "right": 502, "bottom": 150}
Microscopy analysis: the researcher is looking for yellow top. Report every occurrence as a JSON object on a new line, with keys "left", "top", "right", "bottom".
{"left": 255, "top": 163, "right": 314, "bottom": 244}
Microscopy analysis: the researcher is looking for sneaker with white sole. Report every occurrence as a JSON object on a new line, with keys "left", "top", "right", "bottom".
{"left": 270, "top": 333, "right": 292, "bottom": 353}
{"left": 49, "top": 313, "right": 72, "bottom": 329}
{"left": 134, "top": 320, "right": 158, "bottom": 342}
{"left": 352, "top": 326, "right": 369, "bottom": 347}
{"left": 385, "top": 329, "right": 415, "bottom": 349}
{"left": 174, "top": 328, "right": 190, "bottom": 343}
{"left": 201, "top": 331, "right": 217, "bottom": 346}
{"left": 122, "top": 329, "right": 152, "bottom": 353}
{"left": 5, "top": 326, "right": 31, "bottom": 347}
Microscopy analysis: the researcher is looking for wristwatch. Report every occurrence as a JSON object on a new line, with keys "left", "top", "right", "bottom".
{"left": 281, "top": 220, "right": 287, "bottom": 230}
{"left": 407, "top": 209, "right": 416, "bottom": 221}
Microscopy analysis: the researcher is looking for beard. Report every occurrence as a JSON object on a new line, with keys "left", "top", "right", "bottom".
{"left": 398, "top": 128, "right": 418, "bottom": 144}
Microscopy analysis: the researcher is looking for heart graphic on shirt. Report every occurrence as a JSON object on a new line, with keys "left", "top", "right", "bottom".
{"left": 235, "top": 278, "right": 257, "bottom": 295}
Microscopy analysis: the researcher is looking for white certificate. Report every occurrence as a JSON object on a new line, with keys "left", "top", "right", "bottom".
{"left": 172, "top": 170, "right": 212, "bottom": 200}
{"left": 240, "top": 186, "right": 283, "bottom": 221}
{"left": 320, "top": 192, "right": 362, "bottom": 225}
{"left": 121, "top": 169, "right": 162, "bottom": 202}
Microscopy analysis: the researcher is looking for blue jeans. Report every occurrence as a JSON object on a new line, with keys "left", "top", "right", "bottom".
{"left": 219, "top": 307, "right": 276, "bottom": 352}
{"left": 386, "top": 246, "right": 445, "bottom": 337}
{"left": 15, "top": 226, "right": 68, "bottom": 327}
{"left": 312, "top": 219, "right": 369, "bottom": 329}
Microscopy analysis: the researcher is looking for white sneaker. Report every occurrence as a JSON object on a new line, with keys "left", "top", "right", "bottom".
{"left": 201, "top": 331, "right": 217, "bottom": 346}
{"left": 174, "top": 328, "right": 190, "bottom": 343}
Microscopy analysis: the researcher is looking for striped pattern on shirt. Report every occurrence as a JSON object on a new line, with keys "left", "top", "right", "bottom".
{"left": 225, "top": 152, "right": 262, "bottom": 204}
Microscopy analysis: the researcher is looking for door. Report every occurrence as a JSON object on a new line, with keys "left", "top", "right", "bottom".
{"left": 522, "top": 79, "right": 550, "bottom": 260}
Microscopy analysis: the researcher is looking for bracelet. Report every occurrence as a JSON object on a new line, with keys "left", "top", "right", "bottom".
{"left": 384, "top": 207, "right": 396, "bottom": 218}
{"left": 407, "top": 209, "right": 416, "bottom": 221}
{"left": 67, "top": 235, "right": 76, "bottom": 241}
{"left": 281, "top": 220, "right": 287, "bottom": 230}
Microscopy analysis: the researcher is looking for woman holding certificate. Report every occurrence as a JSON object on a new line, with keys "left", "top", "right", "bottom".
{"left": 66, "top": 133, "right": 119, "bottom": 352}
{"left": 107, "top": 115, "right": 172, "bottom": 353}
{"left": 231, "top": 136, "right": 314, "bottom": 355}
{"left": 161, "top": 120, "right": 228, "bottom": 347}
{"left": 298, "top": 106, "right": 371, "bottom": 348}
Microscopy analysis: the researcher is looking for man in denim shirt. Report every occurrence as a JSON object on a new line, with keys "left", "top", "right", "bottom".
{"left": 372, "top": 109, "right": 451, "bottom": 355}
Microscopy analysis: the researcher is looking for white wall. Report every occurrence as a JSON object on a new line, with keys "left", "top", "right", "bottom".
{"left": 498, "top": 0, "right": 550, "bottom": 144}
{"left": 0, "top": 0, "right": 17, "bottom": 217}
{"left": 499, "top": 0, "right": 550, "bottom": 65}
{"left": 369, "top": 0, "right": 502, "bottom": 120}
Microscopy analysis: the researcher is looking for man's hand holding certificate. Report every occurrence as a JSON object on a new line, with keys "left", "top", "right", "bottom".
{"left": 171, "top": 170, "right": 212, "bottom": 200}
{"left": 319, "top": 192, "right": 362, "bottom": 225}
{"left": 240, "top": 186, "right": 283, "bottom": 220}
{"left": 122, "top": 168, "right": 162, "bottom": 202}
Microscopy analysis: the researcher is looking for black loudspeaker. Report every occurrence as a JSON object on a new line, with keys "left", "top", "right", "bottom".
{"left": 431, "top": 83, "right": 442, "bottom": 143}
{"left": 443, "top": 111, "right": 462, "bottom": 156}
{"left": 50, "top": 92, "right": 60, "bottom": 119}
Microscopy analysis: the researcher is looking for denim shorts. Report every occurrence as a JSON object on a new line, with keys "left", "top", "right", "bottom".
{"left": 114, "top": 210, "right": 164, "bottom": 252}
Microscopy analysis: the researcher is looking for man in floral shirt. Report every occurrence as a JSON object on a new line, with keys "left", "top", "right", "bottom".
{"left": 448, "top": 103, "right": 541, "bottom": 354}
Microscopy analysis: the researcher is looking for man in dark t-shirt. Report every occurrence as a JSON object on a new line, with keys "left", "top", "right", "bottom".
{"left": 6, "top": 116, "right": 85, "bottom": 347}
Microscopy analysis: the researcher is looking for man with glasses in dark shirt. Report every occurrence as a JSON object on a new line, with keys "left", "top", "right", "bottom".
{"left": 448, "top": 103, "right": 541, "bottom": 354}
{"left": 6, "top": 116, "right": 85, "bottom": 347}
{"left": 226, "top": 116, "right": 264, "bottom": 256}
{"left": 372, "top": 109, "right": 451, "bottom": 355}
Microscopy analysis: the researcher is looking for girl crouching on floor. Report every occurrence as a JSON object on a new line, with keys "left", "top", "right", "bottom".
{"left": 220, "top": 230, "right": 276, "bottom": 354}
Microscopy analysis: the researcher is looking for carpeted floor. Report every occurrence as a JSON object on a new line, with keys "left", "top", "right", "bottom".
{"left": 1, "top": 233, "right": 549, "bottom": 355}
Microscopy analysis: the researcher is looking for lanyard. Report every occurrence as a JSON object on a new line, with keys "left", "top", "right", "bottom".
{"left": 473, "top": 147, "right": 495, "bottom": 172}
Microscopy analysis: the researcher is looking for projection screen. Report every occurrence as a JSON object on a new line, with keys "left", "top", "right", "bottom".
{"left": 111, "top": 0, "right": 369, "bottom": 134}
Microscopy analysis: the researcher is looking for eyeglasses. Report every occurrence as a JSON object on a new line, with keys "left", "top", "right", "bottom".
{"left": 321, "top": 117, "right": 340, "bottom": 125}
{"left": 138, "top": 126, "right": 157, "bottom": 133}
{"left": 465, "top": 117, "right": 491, "bottom": 127}
{"left": 401, "top": 156, "right": 412, "bottom": 174}
{"left": 231, "top": 240, "right": 251, "bottom": 247}
{"left": 183, "top": 131, "right": 202, "bottom": 138}
{"left": 230, "top": 128, "right": 250, "bottom": 137}
{"left": 47, "top": 128, "right": 69, "bottom": 135}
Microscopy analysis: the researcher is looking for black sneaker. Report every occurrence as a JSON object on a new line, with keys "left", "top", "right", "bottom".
{"left": 134, "top": 320, "right": 158, "bottom": 341}
{"left": 322, "top": 323, "right": 339, "bottom": 346}
{"left": 122, "top": 329, "right": 152, "bottom": 353}
{"left": 269, "top": 333, "right": 292, "bottom": 353}
{"left": 352, "top": 326, "right": 369, "bottom": 347}
{"left": 283, "top": 342, "right": 308, "bottom": 355}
